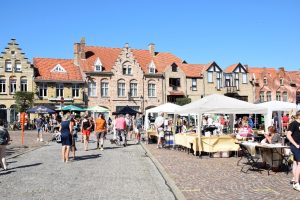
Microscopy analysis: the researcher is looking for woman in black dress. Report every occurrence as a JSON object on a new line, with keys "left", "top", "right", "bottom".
{"left": 59, "top": 115, "right": 73, "bottom": 163}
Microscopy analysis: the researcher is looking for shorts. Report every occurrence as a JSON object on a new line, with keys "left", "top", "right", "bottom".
{"left": 82, "top": 129, "right": 91, "bottom": 136}
{"left": 291, "top": 144, "right": 300, "bottom": 162}
{"left": 158, "top": 128, "right": 164, "bottom": 138}
{"left": 96, "top": 131, "right": 106, "bottom": 139}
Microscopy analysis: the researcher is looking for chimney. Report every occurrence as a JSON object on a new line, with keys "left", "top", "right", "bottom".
{"left": 74, "top": 43, "right": 80, "bottom": 66}
{"left": 279, "top": 67, "right": 285, "bottom": 72}
{"left": 79, "top": 37, "right": 86, "bottom": 59}
{"left": 148, "top": 43, "right": 155, "bottom": 56}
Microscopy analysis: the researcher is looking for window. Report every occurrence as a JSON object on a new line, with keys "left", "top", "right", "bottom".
{"left": 169, "top": 78, "right": 180, "bottom": 90}
{"left": 207, "top": 72, "right": 213, "bottom": 83}
{"left": 234, "top": 73, "right": 239, "bottom": 90}
{"left": 117, "top": 81, "right": 125, "bottom": 97}
{"left": 51, "top": 64, "right": 66, "bottom": 72}
{"left": 122, "top": 62, "right": 132, "bottom": 75}
{"left": 101, "top": 81, "right": 109, "bottom": 97}
{"left": 216, "top": 72, "right": 222, "bottom": 90}
{"left": 224, "top": 74, "right": 232, "bottom": 87}
{"left": 130, "top": 82, "right": 137, "bottom": 97}
{"left": 94, "top": 57, "right": 103, "bottom": 72}
{"left": 259, "top": 92, "right": 264, "bottom": 102}
{"left": 15, "top": 61, "right": 22, "bottom": 72}
{"left": 56, "top": 83, "right": 64, "bottom": 97}
{"left": 88, "top": 81, "right": 96, "bottom": 97}
{"left": 282, "top": 92, "right": 288, "bottom": 102}
{"left": 20, "top": 79, "right": 27, "bottom": 92}
{"left": 10, "top": 79, "right": 16, "bottom": 94}
{"left": 280, "top": 78, "right": 284, "bottom": 86}
{"left": 72, "top": 84, "right": 80, "bottom": 98}
{"left": 191, "top": 78, "right": 197, "bottom": 91}
{"left": 39, "top": 83, "right": 47, "bottom": 97}
{"left": 149, "top": 61, "right": 156, "bottom": 74}
{"left": 266, "top": 91, "right": 272, "bottom": 101}
{"left": 148, "top": 83, "right": 156, "bottom": 97}
{"left": 242, "top": 73, "right": 247, "bottom": 84}
{"left": 171, "top": 63, "right": 178, "bottom": 72}
{"left": 276, "top": 92, "right": 281, "bottom": 101}
{"left": 5, "top": 60, "right": 12, "bottom": 71}
{"left": 0, "top": 79, "right": 6, "bottom": 93}
{"left": 263, "top": 77, "right": 267, "bottom": 85}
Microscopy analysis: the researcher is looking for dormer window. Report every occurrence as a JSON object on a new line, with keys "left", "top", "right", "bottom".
{"left": 263, "top": 77, "right": 267, "bottom": 85}
{"left": 171, "top": 63, "right": 178, "bottom": 72}
{"left": 148, "top": 61, "right": 156, "bottom": 74}
{"left": 280, "top": 78, "right": 284, "bottom": 86}
{"left": 94, "top": 57, "right": 103, "bottom": 72}
{"left": 50, "top": 64, "right": 66, "bottom": 73}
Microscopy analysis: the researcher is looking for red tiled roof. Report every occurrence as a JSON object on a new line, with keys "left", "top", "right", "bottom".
{"left": 180, "top": 64, "right": 207, "bottom": 77}
{"left": 34, "top": 58, "right": 83, "bottom": 81}
{"left": 224, "top": 63, "right": 239, "bottom": 73}
{"left": 80, "top": 46, "right": 122, "bottom": 72}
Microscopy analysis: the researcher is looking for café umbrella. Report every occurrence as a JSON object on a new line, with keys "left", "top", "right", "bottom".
{"left": 27, "top": 106, "right": 55, "bottom": 114}
{"left": 61, "top": 105, "right": 85, "bottom": 112}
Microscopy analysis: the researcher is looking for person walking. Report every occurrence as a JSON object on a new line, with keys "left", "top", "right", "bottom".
{"left": 35, "top": 115, "right": 44, "bottom": 142}
{"left": 81, "top": 115, "right": 92, "bottom": 151}
{"left": 135, "top": 114, "right": 143, "bottom": 144}
{"left": 115, "top": 114, "right": 127, "bottom": 147}
{"left": 59, "top": 115, "right": 73, "bottom": 163}
{"left": 155, "top": 112, "right": 165, "bottom": 148}
{"left": 70, "top": 115, "right": 77, "bottom": 159}
{"left": 0, "top": 119, "right": 10, "bottom": 170}
{"left": 95, "top": 113, "right": 107, "bottom": 150}
{"left": 287, "top": 110, "right": 300, "bottom": 191}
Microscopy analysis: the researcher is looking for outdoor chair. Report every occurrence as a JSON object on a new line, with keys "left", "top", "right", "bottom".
{"left": 237, "top": 143, "right": 261, "bottom": 173}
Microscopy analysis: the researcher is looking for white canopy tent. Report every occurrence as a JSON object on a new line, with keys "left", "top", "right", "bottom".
{"left": 145, "top": 103, "right": 182, "bottom": 130}
{"left": 175, "top": 94, "right": 268, "bottom": 133}
{"left": 258, "top": 100, "right": 297, "bottom": 128}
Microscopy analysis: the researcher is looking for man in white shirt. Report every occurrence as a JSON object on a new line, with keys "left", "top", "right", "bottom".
{"left": 154, "top": 112, "right": 165, "bottom": 149}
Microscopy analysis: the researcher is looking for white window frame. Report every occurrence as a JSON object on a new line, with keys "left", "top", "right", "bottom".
{"left": 5, "top": 60, "right": 12, "bottom": 71}
{"left": 130, "top": 82, "right": 138, "bottom": 97}
{"left": 276, "top": 92, "right": 281, "bottom": 101}
{"left": 39, "top": 83, "right": 48, "bottom": 97}
{"left": 148, "top": 83, "right": 156, "bottom": 97}
{"left": 72, "top": 84, "right": 80, "bottom": 98}
{"left": 0, "top": 79, "right": 6, "bottom": 94}
{"left": 10, "top": 79, "right": 17, "bottom": 94}
{"left": 282, "top": 92, "right": 288, "bottom": 102}
{"left": 280, "top": 78, "right": 284, "bottom": 86}
{"left": 88, "top": 81, "right": 96, "bottom": 97}
{"left": 259, "top": 92, "right": 264, "bottom": 102}
{"left": 266, "top": 91, "right": 272, "bottom": 101}
{"left": 149, "top": 61, "right": 156, "bottom": 74}
{"left": 94, "top": 57, "right": 103, "bottom": 72}
{"left": 191, "top": 78, "right": 197, "bottom": 91}
{"left": 101, "top": 81, "right": 109, "bottom": 97}
{"left": 15, "top": 61, "right": 22, "bottom": 72}
{"left": 51, "top": 64, "right": 66, "bottom": 73}
{"left": 216, "top": 72, "right": 222, "bottom": 90}
{"left": 242, "top": 73, "right": 247, "bottom": 84}
{"left": 118, "top": 82, "right": 125, "bottom": 97}
{"left": 20, "top": 79, "right": 27, "bottom": 92}
{"left": 56, "top": 83, "right": 64, "bottom": 97}
{"left": 207, "top": 72, "right": 213, "bottom": 83}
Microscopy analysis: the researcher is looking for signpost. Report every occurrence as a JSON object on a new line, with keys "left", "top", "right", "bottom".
{"left": 20, "top": 112, "right": 26, "bottom": 145}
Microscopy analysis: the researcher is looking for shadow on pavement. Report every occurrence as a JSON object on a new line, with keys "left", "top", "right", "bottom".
{"left": 8, "top": 162, "right": 42, "bottom": 170}
{"left": 103, "top": 146, "right": 123, "bottom": 150}
{"left": 75, "top": 154, "right": 101, "bottom": 161}
{"left": 0, "top": 170, "right": 16, "bottom": 176}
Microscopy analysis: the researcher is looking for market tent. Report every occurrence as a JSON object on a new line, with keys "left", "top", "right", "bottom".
{"left": 27, "top": 106, "right": 55, "bottom": 114}
{"left": 113, "top": 106, "right": 141, "bottom": 115}
{"left": 86, "top": 106, "right": 110, "bottom": 112}
{"left": 176, "top": 94, "right": 268, "bottom": 115}
{"left": 258, "top": 100, "right": 297, "bottom": 127}
{"left": 145, "top": 103, "right": 182, "bottom": 130}
{"left": 175, "top": 94, "right": 268, "bottom": 133}
{"left": 62, "top": 105, "right": 85, "bottom": 111}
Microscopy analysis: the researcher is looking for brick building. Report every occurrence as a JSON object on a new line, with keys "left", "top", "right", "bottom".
{"left": 0, "top": 39, "right": 34, "bottom": 123}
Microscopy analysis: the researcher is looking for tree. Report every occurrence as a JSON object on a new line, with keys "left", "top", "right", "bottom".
{"left": 14, "top": 91, "right": 34, "bottom": 112}
{"left": 176, "top": 97, "right": 191, "bottom": 106}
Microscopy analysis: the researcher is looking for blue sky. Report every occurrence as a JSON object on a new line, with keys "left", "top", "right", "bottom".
{"left": 0, "top": 0, "right": 299, "bottom": 70}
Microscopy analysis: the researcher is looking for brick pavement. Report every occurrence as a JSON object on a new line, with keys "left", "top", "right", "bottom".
{"left": 6, "top": 130, "right": 52, "bottom": 158}
{"left": 144, "top": 144, "right": 300, "bottom": 200}
{"left": 0, "top": 134, "right": 175, "bottom": 200}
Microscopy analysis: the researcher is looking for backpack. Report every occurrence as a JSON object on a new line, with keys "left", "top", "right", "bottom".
{"left": 0, "top": 128, "right": 9, "bottom": 145}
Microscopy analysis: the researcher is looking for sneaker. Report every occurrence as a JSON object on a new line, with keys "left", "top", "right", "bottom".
{"left": 100, "top": 147, "right": 104, "bottom": 151}
{"left": 293, "top": 183, "right": 300, "bottom": 191}
{"left": 40, "top": 138, "right": 44, "bottom": 142}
